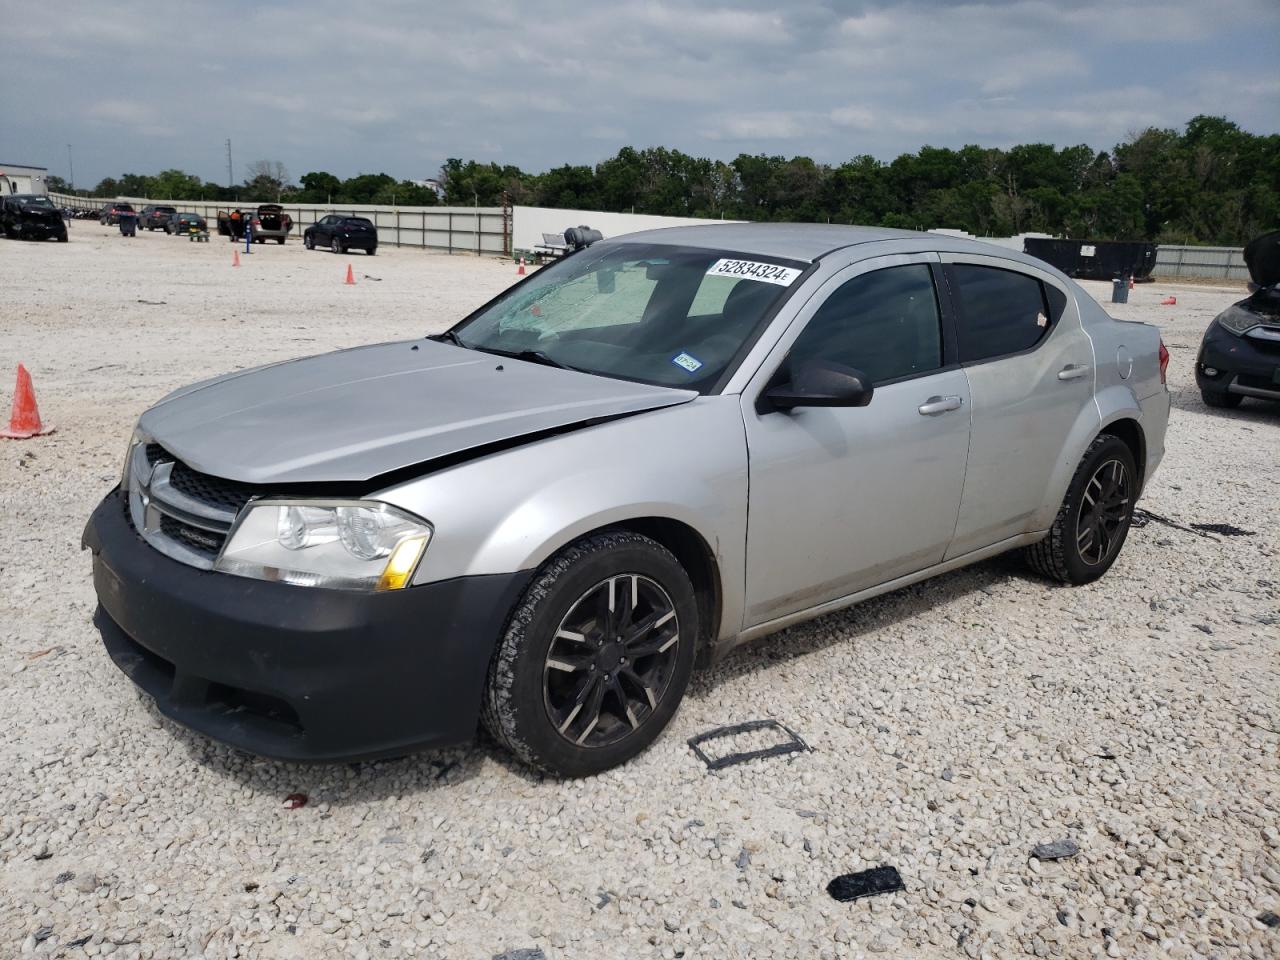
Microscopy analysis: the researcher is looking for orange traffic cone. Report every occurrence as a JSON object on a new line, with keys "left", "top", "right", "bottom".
{"left": 1, "top": 364, "right": 54, "bottom": 439}
{"left": 517, "top": 257, "right": 526, "bottom": 276}
{"left": 1161, "top": 296, "right": 1177, "bottom": 306}
{"left": 344, "top": 264, "right": 356, "bottom": 285}
{"left": 233, "top": 249, "right": 240, "bottom": 267}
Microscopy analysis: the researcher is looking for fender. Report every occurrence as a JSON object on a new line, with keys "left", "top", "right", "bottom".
{"left": 1029, "top": 384, "right": 1144, "bottom": 531}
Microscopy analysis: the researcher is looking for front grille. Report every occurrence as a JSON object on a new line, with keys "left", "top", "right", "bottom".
{"left": 128, "top": 443, "right": 257, "bottom": 569}
{"left": 169, "top": 461, "right": 257, "bottom": 514}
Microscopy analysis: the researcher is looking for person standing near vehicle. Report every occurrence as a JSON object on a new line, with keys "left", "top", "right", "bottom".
{"left": 229, "top": 208, "right": 243, "bottom": 241}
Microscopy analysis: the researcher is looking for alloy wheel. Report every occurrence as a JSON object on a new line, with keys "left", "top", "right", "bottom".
{"left": 1076, "top": 458, "right": 1130, "bottom": 566}
{"left": 543, "top": 574, "right": 680, "bottom": 748}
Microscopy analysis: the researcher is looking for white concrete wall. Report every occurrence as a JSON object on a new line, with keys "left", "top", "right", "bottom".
{"left": 513, "top": 206, "right": 740, "bottom": 252}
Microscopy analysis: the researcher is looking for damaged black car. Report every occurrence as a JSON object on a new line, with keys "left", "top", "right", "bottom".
{"left": 1196, "top": 229, "right": 1280, "bottom": 408}
{"left": 1, "top": 194, "right": 68, "bottom": 242}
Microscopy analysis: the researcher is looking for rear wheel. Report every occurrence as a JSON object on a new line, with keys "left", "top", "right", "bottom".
{"left": 330, "top": 237, "right": 342, "bottom": 255}
{"left": 482, "top": 531, "right": 698, "bottom": 777}
{"left": 1201, "top": 388, "right": 1242, "bottom": 409}
{"left": 367, "top": 246, "right": 376, "bottom": 256}
{"left": 1024, "top": 434, "right": 1137, "bottom": 585}
{"left": 304, "top": 234, "right": 314, "bottom": 250}
{"left": 276, "top": 237, "right": 285, "bottom": 244}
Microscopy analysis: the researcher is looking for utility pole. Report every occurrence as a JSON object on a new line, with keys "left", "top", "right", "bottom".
{"left": 225, "top": 139, "right": 234, "bottom": 189}
{"left": 67, "top": 144, "right": 74, "bottom": 193}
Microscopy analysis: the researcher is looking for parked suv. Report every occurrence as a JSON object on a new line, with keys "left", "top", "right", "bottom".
{"left": 2, "top": 194, "right": 68, "bottom": 241}
{"left": 1195, "top": 229, "right": 1280, "bottom": 408}
{"left": 84, "top": 225, "right": 1170, "bottom": 775}
{"left": 139, "top": 204, "right": 177, "bottom": 231}
{"left": 99, "top": 202, "right": 135, "bottom": 226}
{"left": 250, "top": 203, "right": 292, "bottom": 244}
{"left": 304, "top": 214, "right": 377, "bottom": 254}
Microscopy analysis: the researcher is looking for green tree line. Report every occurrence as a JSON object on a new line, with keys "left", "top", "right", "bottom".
{"left": 60, "top": 115, "right": 1278, "bottom": 245}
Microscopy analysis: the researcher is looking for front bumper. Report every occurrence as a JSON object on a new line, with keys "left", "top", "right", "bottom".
{"left": 1196, "top": 321, "right": 1280, "bottom": 401}
{"left": 83, "top": 492, "right": 530, "bottom": 762}
{"left": 16, "top": 221, "right": 66, "bottom": 239}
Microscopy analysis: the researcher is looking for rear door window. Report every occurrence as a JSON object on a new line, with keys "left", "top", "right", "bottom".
{"left": 948, "top": 264, "right": 1051, "bottom": 363}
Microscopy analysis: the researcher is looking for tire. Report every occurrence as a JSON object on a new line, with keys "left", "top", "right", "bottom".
{"left": 276, "top": 237, "right": 285, "bottom": 245}
{"left": 57, "top": 233, "right": 68, "bottom": 243}
{"left": 367, "top": 246, "right": 376, "bottom": 256}
{"left": 1201, "top": 389, "right": 1242, "bottom": 409}
{"left": 1024, "top": 434, "right": 1138, "bottom": 585}
{"left": 482, "top": 531, "right": 699, "bottom": 777}
{"left": 330, "top": 237, "right": 342, "bottom": 255}
{"left": 304, "top": 234, "right": 314, "bottom": 250}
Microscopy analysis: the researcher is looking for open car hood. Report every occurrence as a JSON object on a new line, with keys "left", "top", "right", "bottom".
{"left": 139, "top": 339, "right": 695, "bottom": 485}
{"left": 1244, "top": 230, "right": 1280, "bottom": 288}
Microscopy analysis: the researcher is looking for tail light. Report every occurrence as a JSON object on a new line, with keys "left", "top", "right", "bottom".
{"left": 1158, "top": 340, "right": 1169, "bottom": 385}
{"left": 253, "top": 218, "right": 261, "bottom": 226}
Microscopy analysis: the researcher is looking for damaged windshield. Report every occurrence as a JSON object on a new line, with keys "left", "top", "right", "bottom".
{"left": 449, "top": 242, "right": 808, "bottom": 392}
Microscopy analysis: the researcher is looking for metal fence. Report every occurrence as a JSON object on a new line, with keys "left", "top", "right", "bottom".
{"left": 1152, "top": 244, "right": 1250, "bottom": 281}
{"left": 51, "top": 193, "right": 510, "bottom": 256}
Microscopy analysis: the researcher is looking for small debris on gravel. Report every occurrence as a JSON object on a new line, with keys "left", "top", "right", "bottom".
{"left": 1031, "top": 839, "right": 1080, "bottom": 861}
{"left": 282, "top": 792, "right": 308, "bottom": 809}
{"left": 687, "top": 719, "right": 809, "bottom": 770}
{"left": 493, "top": 949, "right": 546, "bottom": 960}
{"left": 53, "top": 871, "right": 73, "bottom": 884}
{"left": 1259, "top": 910, "right": 1280, "bottom": 928}
{"left": 33, "top": 925, "right": 53, "bottom": 943}
{"left": 827, "top": 866, "right": 905, "bottom": 902}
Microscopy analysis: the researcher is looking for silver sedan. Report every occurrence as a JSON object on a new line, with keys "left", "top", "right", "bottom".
{"left": 85, "top": 224, "right": 1170, "bottom": 775}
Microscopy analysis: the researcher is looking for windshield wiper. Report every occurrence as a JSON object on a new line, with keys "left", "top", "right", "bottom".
{"left": 470, "top": 345, "right": 579, "bottom": 372}
{"left": 430, "top": 329, "right": 467, "bottom": 348}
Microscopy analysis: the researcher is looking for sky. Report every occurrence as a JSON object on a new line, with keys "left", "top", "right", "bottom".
{"left": 3, "top": 0, "right": 1278, "bottom": 188}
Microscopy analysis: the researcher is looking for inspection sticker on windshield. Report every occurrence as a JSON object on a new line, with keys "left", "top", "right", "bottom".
{"left": 672, "top": 352, "right": 704, "bottom": 373}
{"left": 706, "top": 258, "right": 801, "bottom": 286}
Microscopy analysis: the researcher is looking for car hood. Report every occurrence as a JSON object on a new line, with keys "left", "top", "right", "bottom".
{"left": 1244, "top": 229, "right": 1280, "bottom": 288}
{"left": 139, "top": 340, "right": 696, "bottom": 484}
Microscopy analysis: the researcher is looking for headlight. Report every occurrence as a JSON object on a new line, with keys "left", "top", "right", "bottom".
{"left": 214, "top": 500, "right": 431, "bottom": 591}
{"left": 120, "top": 427, "right": 146, "bottom": 491}
{"left": 1216, "top": 306, "right": 1260, "bottom": 336}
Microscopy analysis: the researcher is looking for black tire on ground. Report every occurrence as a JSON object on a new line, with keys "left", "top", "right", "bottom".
{"left": 330, "top": 237, "right": 342, "bottom": 254}
{"left": 304, "top": 234, "right": 313, "bottom": 250}
{"left": 482, "top": 531, "right": 699, "bottom": 777}
{"left": 1024, "top": 433, "right": 1138, "bottom": 586}
{"left": 276, "top": 237, "right": 285, "bottom": 244}
{"left": 57, "top": 233, "right": 68, "bottom": 243}
{"left": 1201, "top": 389, "right": 1243, "bottom": 409}
{"left": 367, "top": 246, "right": 376, "bottom": 256}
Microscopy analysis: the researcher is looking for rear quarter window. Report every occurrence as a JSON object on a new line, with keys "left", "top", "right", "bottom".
{"left": 948, "top": 264, "right": 1053, "bottom": 363}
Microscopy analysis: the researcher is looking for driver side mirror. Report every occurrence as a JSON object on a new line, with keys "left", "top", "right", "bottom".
{"left": 765, "top": 359, "right": 874, "bottom": 411}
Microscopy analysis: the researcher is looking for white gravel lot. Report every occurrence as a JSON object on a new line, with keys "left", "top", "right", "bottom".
{"left": 1, "top": 221, "right": 1277, "bottom": 960}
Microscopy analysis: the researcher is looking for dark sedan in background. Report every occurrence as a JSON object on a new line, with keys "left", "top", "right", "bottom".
{"left": 304, "top": 214, "right": 378, "bottom": 255}
{"left": 165, "top": 212, "right": 208, "bottom": 235}
{"left": 1196, "top": 229, "right": 1280, "bottom": 408}
{"left": 2, "top": 194, "right": 68, "bottom": 242}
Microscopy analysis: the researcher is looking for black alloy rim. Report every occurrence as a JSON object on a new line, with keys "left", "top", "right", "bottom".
{"left": 543, "top": 574, "right": 680, "bottom": 749}
{"left": 1076, "top": 458, "right": 1130, "bottom": 566}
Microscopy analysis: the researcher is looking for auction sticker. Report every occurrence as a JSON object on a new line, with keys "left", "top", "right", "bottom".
{"left": 706, "top": 258, "right": 802, "bottom": 286}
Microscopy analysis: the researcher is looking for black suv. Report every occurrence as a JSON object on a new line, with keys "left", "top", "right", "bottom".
{"left": 139, "top": 205, "right": 177, "bottom": 231}
{"left": 303, "top": 214, "right": 378, "bottom": 255}
{"left": 2, "top": 194, "right": 68, "bottom": 242}
{"left": 100, "top": 202, "right": 135, "bottom": 226}
{"left": 1196, "top": 230, "right": 1280, "bottom": 409}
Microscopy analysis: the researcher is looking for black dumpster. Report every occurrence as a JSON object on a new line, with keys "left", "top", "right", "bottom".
{"left": 117, "top": 212, "right": 138, "bottom": 237}
{"left": 1023, "top": 239, "right": 1156, "bottom": 281}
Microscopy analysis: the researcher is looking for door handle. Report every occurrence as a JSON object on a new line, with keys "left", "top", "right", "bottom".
{"left": 918, "top": 395, "right": 963, "bottom": 416}
{"left": 1057, "top": 363, "right": 1091, "bottom": 381}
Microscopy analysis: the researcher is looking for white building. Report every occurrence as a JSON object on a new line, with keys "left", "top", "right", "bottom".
{"left": 0, "top": 162, "right": 50, "bottom": 195}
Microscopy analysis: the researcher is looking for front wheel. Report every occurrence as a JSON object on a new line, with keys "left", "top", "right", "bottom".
{"left": 482, "top": 531, "right": 698, "bottom": 777}
{"left": 1201, "top": 388, "right": 1242, "bottom": 409}
{"left": 1024, "top": 434, "right": 1137, "bottom": 585}
{"left": 366, "top": 246, "right": 376, "bottom": 256}
{"left": 330, "top": 237, "right": 342, "bottom": 254}
{"left": 304, "top": 234, "right": 314, "bottom": 250}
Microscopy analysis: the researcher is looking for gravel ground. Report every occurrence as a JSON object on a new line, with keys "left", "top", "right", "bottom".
{"left": 1, "top": 222, "right": 1277, "bottom": 960}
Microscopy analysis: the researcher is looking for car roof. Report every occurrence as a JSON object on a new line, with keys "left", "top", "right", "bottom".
{"left": 603, "top": 222, "right": 1060, "bottom": 274}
